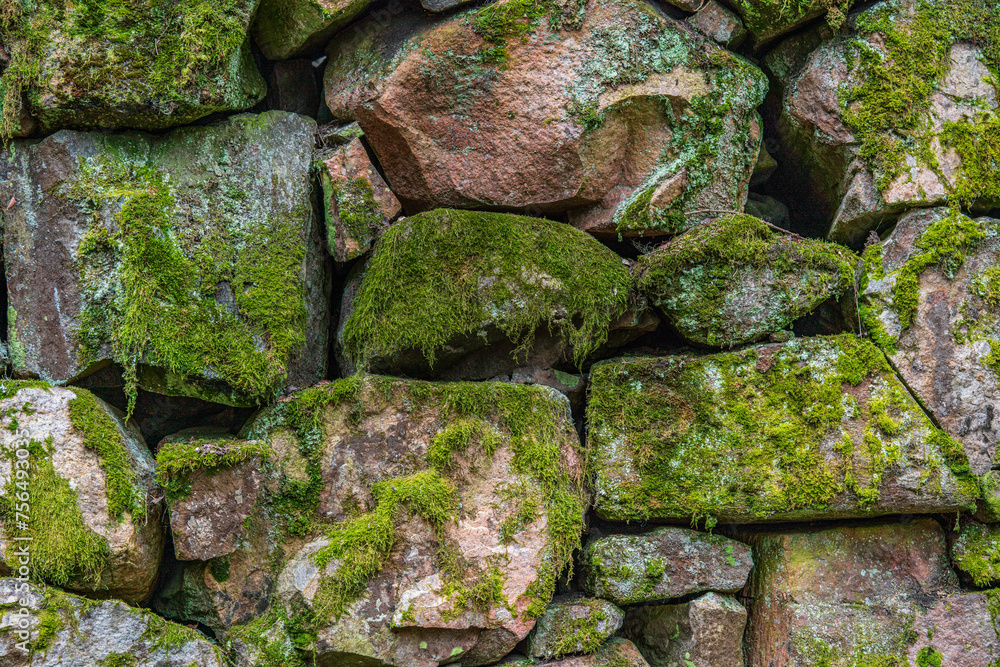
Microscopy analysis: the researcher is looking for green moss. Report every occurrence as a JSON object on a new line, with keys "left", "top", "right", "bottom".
{"left": 635, "top": 214, "right": 857, "bottom": 346}
{"left": 840, "top": 0, "right": 1000, "bottom": 196}
{"left": 915, "top": 646, "right": 943, "bottom": 667}
{"left": 224, "top": 608, "right": 307, "bottom": 667}
{"left": 246, "top": 376, "right": 585, "bottom": 629}
{"left": 140, "top": 610, "right": 207, "bottom": 652}
{"left": 341, "top": 209, "right": 631, "bottom": 371}
{"left": 6, "top": 306, "right": 26, "bottom": 370}
{"left": 0, "top": 437, "right": 110, "bottom": 587}
{"left": 322, "top": 173, "right": 384, "bottom": 261}
{"left": 470, "top": 0, "right": 586, "bottom": 65}
{"left": 70, "top": 135, "right": 308, "bottom": 414}
{"left": 311, "top": 470, "right": 458, "bottom": 621}
{"left": 68, "top": 388, "right": 144, "bottom": 521}
{"left": 729, "top": 0, "right": 851, "bottom": 37}
{"left": 98, "top": 653, "right": 138, "bottom": 667}
{"left": 533, "top": 598, "right": 614, "bottom": 658}
{"left": 952, "top": 523, "right": 1000, "bottom": 587}
{"left": 0, "top": 0, "right": 263, "bottom": 136}
{"left": 156, "top": 440, "right": 270, "bottom": 481}
{"left": 587, "top": 334, "right": 977, "bottom": 522}
{"left": 861, "top": 209, "right": 988, "bottom": 353}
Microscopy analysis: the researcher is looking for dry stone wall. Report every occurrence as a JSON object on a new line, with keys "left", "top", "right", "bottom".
{"left": 0, "top": 0, "right": 997, "bottom": 665}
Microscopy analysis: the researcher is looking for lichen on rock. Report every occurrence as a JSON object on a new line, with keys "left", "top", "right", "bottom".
{"left": 858, "top": 206, "right": 1000, "bottom": 474}
{"left": 0, "top": 0, "right": 265, "bottom": 136}
{"left": 1, "top": 111, "right": 328, "bottom": 411}
{"left": 635, "top": 213, "right": 857, "bottom": 347}
{"left": 587, "top": 334, "right": 979, "bottom": 524}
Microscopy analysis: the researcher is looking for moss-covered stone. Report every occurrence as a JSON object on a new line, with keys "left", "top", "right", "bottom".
{"left": 858, "top": 207, "right": 1000, "bottom": 474}
{"left": 0, "top": 0, "right": 264, "bottom": 136}
{"left": 526, "top": 597, "right": 624, "bottom": 659}
{"left": 252, "top": 0, "right": 376, "bottom": 61}
{"left": 776, "top": 0, "right": 1000, "bottom": 244}
{"left": 337, "top": 208, "right": 641, "bottom": 378}
{"left": 581, "top": 528, "right": 752, "bottom": 606}
{"left": 156, "top": 375, "right": 585, "bottom": 666}
{"left": 323, "top": 0, "right": 767, "bottom": 236}
{"left": 635, "top": 214, "right": 857, "bottom": 347}
{"left": 0, "top": 382, "right": 162, "bottom": 603}
{"left": 587, "top": 335, "right": 979, "bottom": 524}
{"left": 744, "top": 519, "right": 1000, "bottom": 666}
{"left": 0, "top": 578, "right": 224, "bottom": 664}
{"left": 729, "top": 0, "right": 851, "bottom": 45}
{"left": 2, "top": 112, "right": 328, "bottom": 411}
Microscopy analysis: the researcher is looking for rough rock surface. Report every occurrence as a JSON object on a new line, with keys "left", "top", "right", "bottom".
{"left": 253, "top": 0, "right": 375, "bottom": 61}
{"left": 157, "top": 438, "right": 270, "bottom": 561}
{"left": 686, "top": 1, "right": 747, "bottom": 49}
{"left": 0, "top": 579, "right": 223, "bottom": 666}
{"left": 745, "top": 519, "right": 1000, "bottom": 666}
{"left": 337, "top": 208, "right": 654, "bottom": 378}
{"left": 635, "top": 213, "right": 856, "bottom": 347}
{"left": 581, "top": 528, "right": 751, "bottom": 605}
{"left": 859, "top": 207, "right": 1000, "bottom": 475}
{"left": 775, "top": 0, "right": 1000, "bottom": 243}
{"left": 526, "top": 597, "right": 624, "bottom": 659}
{"left": 0, "top": 0, "right": 264, "bottom": 134}
{"left": 587, "top": 334, "right": 979, "bottom": 523}
{"left": 0, "top": 383, "right": 162, "bottom": 604}
{"left": 324, "top": 0, "right": 767, "bottom": 236}
{"left": 504, "top": 638, "right": 650, "bottom": 666}
{"left": 1, "top": 112, "right": 328, "bottom": 407}
{"left": 620, "top": 592, "right": 748, "bottom": 667}
{"left": 195, "top": 376, "right": 585, "bottom": 666}
{"left": 318, "top": 137, "right": 402, "bottom": 262}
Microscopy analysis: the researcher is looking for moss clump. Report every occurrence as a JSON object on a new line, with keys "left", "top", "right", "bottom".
{"left": 0, "top": 437, "right": 111, "bottom": 587}
{"left": 68, "top": 388, "right": 145, "bottom": 521}
{"left": 70, "top": 128, "right": 309, "bottom": 414}
{"left": 97, "top": 654, "right": 138, "bottom": 667}
{"left": 916, "top": 647, "right": 944, "bottom": 667}
{"left": 0, "top": 0, "right": 263, "bottom": 136}
{"left": 840, "top": 0, "right": 1000, "bottom": 196}
{"left": 341, "top": 209, "right": 631, "bottom": 371}
{"left": 587, "top": 335, "right": 978, "bottom": 523}
{"left": 224, "top": 607, "right": 307, "bottom": 667}
{"left": 311, "top": 470, "right": 459, "bottom": 621}
{"left": 952, "top": 523, "right": 1000, "bottom": 587}
{"left": 635, "top": 214, "right": 857, "bottom": 347}
{"left": 155, "top": 439, "right": 270, "bottom": 501}
{"left": 470, "top": 0, "right": 587, "bottom": 64}
{"left": 860, "top": 209, "right": 993, "bottom": 355}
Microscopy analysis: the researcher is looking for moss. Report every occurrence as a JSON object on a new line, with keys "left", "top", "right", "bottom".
{"left": 6, "top": 306, "right": 26, "bottom": 370}
{"left": 68, "top": 388, "right": 145, "bottom": 521}
{"left": 156, "top": 440, "right": 270, "bottom": 481}
{"left": 341, "top": 209, "right": 631, "bottom": 371}
{"left": 69, "top": 130, "right": 309, "bottom": 414}
{"left": 0, "top": 0, "right": 263, "bottom": 136}
{"left": 840, "top": 0, "right": 1000, "bottom": 196}
{"left": 224, "top": 608, "right": 307, "bottom": 667}
{"left": 0, "top": 437, "right": 111, "bottom": 588}
{"left": 587, "top": 334, "right": 977, "bottom": 523}
{"left": 247, "top": 375, "right": 585, "bottom": 629}
{"left": 533, "top": 598, "right": 614, "bottom": 658}
{"left": 942, "top": 111, "right": 1000, "bottom": 207}
{"left": 952, "top": 523, "right": 1000, "bottom": 587}
{"left": 322, "top": 174, "right": 383, "bottom": 260}
{"left": 469, "top": 0, "right": 586, "bottom": 65}
{"left": 729, "top": 0, "right": 851, "bottom": 37}
{"left": 861, "top": 209, "right": 988, "bottom": 353}
{"left": 635, "top": 214, "right": 857, "bottom": 346}
{"left": 97, "top": 653, "right": 138, "bottom": 667}
{"left": 140, "top": 610, "right": 207, "bottom": 652}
